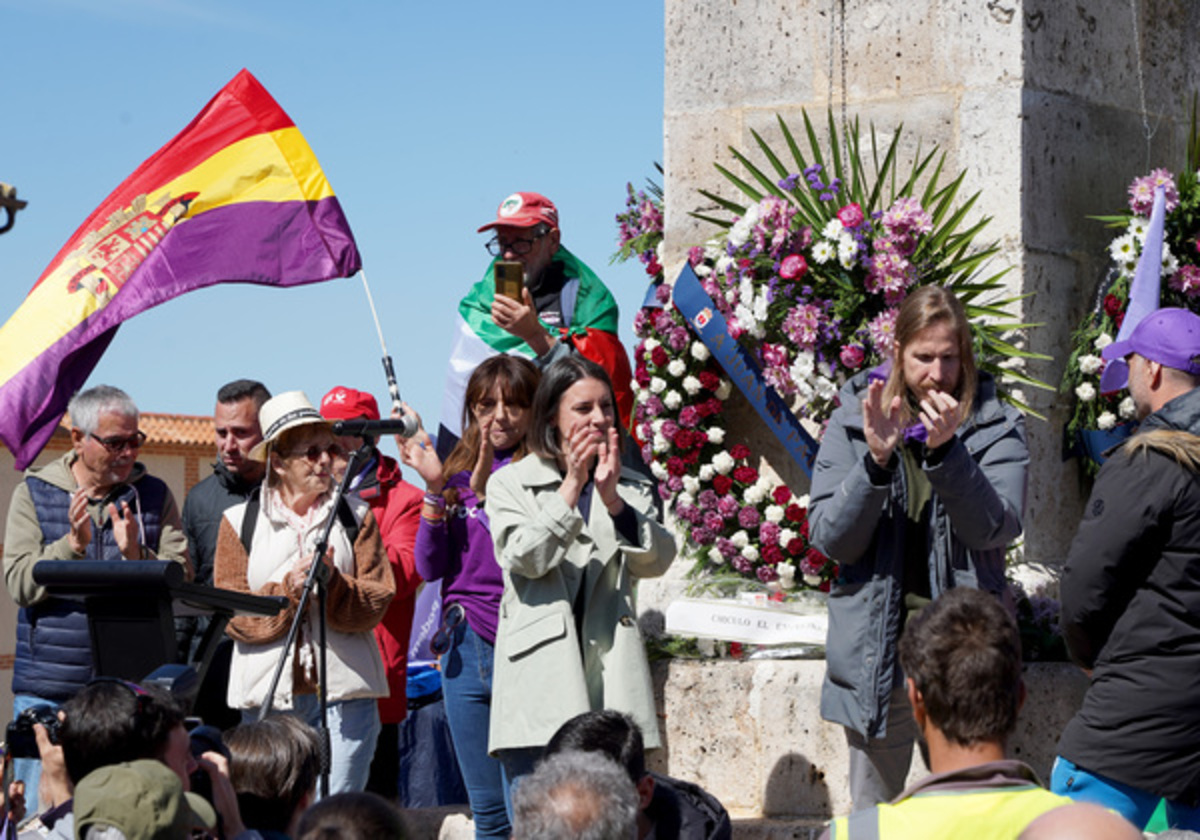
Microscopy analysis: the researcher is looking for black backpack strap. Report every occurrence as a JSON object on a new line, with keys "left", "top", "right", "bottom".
{"left": 240, "top": 488, "right": 359, "bottom": 554}
{"left": 239, "top": 487, "right": 261, "bottom": 554}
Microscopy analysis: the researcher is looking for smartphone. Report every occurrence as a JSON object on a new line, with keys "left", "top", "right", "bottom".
{"left": 494, "top": 261, "right": 524, "bottom": 301}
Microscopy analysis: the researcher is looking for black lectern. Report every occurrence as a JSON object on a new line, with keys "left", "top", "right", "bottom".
{"left": 32, "top": 560, "right": 284, "bottom": 691}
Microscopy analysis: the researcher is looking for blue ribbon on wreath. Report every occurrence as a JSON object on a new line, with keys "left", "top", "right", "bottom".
{"left": 671, "top": 263, "right": 819, "bottom": 478}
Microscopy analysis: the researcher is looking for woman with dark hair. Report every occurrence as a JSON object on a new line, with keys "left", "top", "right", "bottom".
{"left": 400, "top": 354, "right": 540, "bottom": 840}
{"left": 808, "top": 285, "right": 1029, "bottom": 809}
{"left": 484, "top": 355, "right": 675, "bottom": 806}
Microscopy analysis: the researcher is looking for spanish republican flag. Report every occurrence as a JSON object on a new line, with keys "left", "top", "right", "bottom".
{"left": 436, "top": 248, "right": 634, "bottom": 456}
{"left": 0, "top": 69, "right": 360, "bottom": 469}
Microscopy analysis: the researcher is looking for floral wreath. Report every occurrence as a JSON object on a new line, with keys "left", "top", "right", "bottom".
{"left": 615, "top": 114, "right": 1043, "bottom": 592}
{"left": 1061, "top": 106, "right": 1200, "bottom": 469}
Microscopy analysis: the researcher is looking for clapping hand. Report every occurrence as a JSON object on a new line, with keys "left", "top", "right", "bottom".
{"left": 67, "top": 489, "right": 91, "bottom": 554}
{"left": 108, "top": 500, "right": 141, "bottom": 559}
{"left": 595, "top": 427, "right": 624, "bottom": 515}
{"left": 919, "top": 390, "right": 961, "bottom": 450}
{"left": 862, "top": 379, "right": 904, "bottom": 467}
{"left": 469, "top": 415, "right": 495, "bottom": 501}
{"left": 400, "top": 428, "right": 445, "bottom": 495}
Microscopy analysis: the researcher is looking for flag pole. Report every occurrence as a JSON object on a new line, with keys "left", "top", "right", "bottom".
{"left": 359, "top": 270, "right": 418, "bottom": 435}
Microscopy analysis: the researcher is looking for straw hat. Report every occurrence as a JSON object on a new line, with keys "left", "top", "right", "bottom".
{"left": 248, "top": 390, "right": 329, "bottom": 461}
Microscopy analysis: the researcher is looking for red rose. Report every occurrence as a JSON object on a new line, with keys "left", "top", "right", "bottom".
{"left": 786, "top": 537, "right": 806, "bottom": 555}
{"left": 672, "top": 429, "right": 692, "bottom": 450}
{"left": 730, "top": 444, "right": 752, "bottom": 460}
{"left": 805, "top": 547, "right": 828, "bottom": 567}
{"left": 1103, "top": 294, "right": 1123, "bottom": 318}
{"left": 772, "top": 486, "right": 792, "bottom": 504}
{"left": 779, "top": 254, "right": 808, "bottom": 280}
{"left": 683, "top": 450, "right": 701, "bottom": 465}
{"left": 837, "top": 202, "right": 865, "bottom": 228}
{"left": 651, "top": 346, "right": 669, "bottom": 367}
{"left": 712, "top": 475, "right": 733, "bottom": 495}
{"left": 733, "top": 466, "right": 759, "bottom": 484}
{"left": 698, "top": 371, "right": 720, "bottom": 391}
{"left": 785, "top": 503, "right": 806, "bottom": 523}
{"left": 666, "top": 457, "right": 687, "bottom": 476}
{"left": 762, "top": 544, "right": 784, "bottom": 565}
{"left": 705, "top": 398, "right": 723, "bottom": 415}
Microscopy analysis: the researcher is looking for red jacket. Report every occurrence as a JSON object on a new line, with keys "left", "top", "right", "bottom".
{"left": 358, "top": 454, "right": 423, "bottom": 723}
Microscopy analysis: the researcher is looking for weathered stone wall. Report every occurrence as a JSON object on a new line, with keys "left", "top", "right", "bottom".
{"left": 663, "top": 0, "right": 1200, "bottom": 568}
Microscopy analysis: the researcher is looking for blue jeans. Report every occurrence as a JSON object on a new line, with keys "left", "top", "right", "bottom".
{"left": 244, "top": 695, "right": 380, "bottom": 796}
{"left": 1051, "top": 756, "right": 1200, "bottom": 831}
{"left": 12, "top": 693, "right": 59, "bottom": 820}
{"left": 441, "top": 620, "right": 510, "bottom": 839}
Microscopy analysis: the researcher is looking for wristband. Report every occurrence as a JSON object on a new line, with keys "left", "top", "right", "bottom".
{"left": 423, "top": 492, "right": 446, "bottom": 512}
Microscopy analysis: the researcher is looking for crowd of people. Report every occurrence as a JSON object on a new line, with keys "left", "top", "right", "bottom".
{"left": 1, "top": 190, "right": 1197, "bottom": 839}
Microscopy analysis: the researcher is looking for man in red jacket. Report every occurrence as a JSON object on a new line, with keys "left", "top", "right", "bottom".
{"left": 321, "top": 386, "right": 423, "bottom": 798}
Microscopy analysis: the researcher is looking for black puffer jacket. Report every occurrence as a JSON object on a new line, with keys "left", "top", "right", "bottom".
{"left": 1058, "top": 385, "right": 1200, "bottom": 804}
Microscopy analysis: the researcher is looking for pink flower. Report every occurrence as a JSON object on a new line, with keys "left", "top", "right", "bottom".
{"left": 840, "top": 344, "right": 866, "bottom": 369}
{"left": 780, "top": 254, "right": 808, "bottom": 279}
{"left": 1169, "top": 264, "right": 1200, "bottom": 297}
{"left": 783, "top": 303, "right": 824, "bottom": 349}
{"left": 881, "top": 197, "right": 933, "bottom": 237}
{"left": 837, "top": 203, "right": 865, "bottom": 229}
{"left": 1128, "top": 168, "right": 1180, "bottom": 216}
{"left": 868, "top": 308, "right": 900, "bottom": 357}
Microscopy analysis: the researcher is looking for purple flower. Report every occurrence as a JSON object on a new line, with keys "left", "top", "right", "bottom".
{"left": 732, "top": 556, "right": 753, "bottom": 574}
{"left": 661, "top": 420, "right": 680, "bottom": 441}
{"left": 655, "top": 283, "right": 672, "bottom": 304}
{"left": 679, "top": 406, "right": 701, "bottom": 428}
{"left": 703, "top": 510, "right": 724, "bottom": 531}
{"left": 643, "top": 395, "right": 664, "bottom": 416}
{"left": 691, "top": 526, "right": 715, "bottom": 545}
{"left": 760, "top": 522, "right": 780, "bottom": 545}
{"left": 778, "top": 173, "right": 801, "bottom": 191}
{"left": 667, "top": 475, "right": 683, "bottom": 493}
{"left": 668, "top": 326, "right": 690, "bottom": 351}
{"left": 698, "top": 490, "right": 719, "bottom": 510}
{"left": 756, "top": 565, "right": 779, "bottom": 583}
{"left": 658, "top": 484, "right": 673, "bottom": 501}
{"left": 738, "top": 506, "right": 761, "bottom": 529}
{"left": 717, "top": 496, "right": 740, "bottom": 517}
{"left": 717, "top": 538, "right": 738, "bottom": 559}
{"left": 677, "top": 503, "right": 702, "bottom": 525}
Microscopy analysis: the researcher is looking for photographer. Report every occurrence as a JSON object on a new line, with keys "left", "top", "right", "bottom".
{"left": 16, "top": 679, "right": 248, "bottom": 839}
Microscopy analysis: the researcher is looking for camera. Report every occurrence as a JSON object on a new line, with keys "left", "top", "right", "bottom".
{"left": 5, "top": 704, "right": 61, "bottom": 759}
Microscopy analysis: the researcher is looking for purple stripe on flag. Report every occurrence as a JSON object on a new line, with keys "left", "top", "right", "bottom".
{"left": 0, "top": 196, "right": 359, "bottom": 468}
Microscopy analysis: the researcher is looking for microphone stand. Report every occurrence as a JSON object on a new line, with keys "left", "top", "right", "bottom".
{"left": 256, "top": 436, "right": 378, "bottom": 798}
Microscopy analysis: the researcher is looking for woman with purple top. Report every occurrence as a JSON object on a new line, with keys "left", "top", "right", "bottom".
{"left": 400, "top": 355, "right": 539, "bottom": 840}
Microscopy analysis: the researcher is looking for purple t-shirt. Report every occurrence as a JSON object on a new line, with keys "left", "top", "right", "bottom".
{"left": 413, "top": 450, "right": 515, "bottom": 644}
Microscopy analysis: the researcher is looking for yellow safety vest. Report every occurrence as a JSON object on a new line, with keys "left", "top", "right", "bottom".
{"left": 830, "top": 784, "right": 1070, "bottom": 839}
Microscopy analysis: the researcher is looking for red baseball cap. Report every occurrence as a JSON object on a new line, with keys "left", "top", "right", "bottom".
{"left": 320, "top": 386, "right": 380, "bottom": 422}
{"left": 477, "top": 192, "right": 559, "bottom": 233}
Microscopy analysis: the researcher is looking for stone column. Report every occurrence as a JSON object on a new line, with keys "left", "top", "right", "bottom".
{"left": 662, "top": 0, "right": 1200, "bottom": 571}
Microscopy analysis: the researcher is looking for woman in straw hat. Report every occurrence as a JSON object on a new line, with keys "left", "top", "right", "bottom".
{"left": 213, "top": 391, "right": 395, "bottom": 794}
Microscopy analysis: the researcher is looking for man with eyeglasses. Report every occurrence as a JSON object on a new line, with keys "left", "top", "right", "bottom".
{"left": 436, "top": 191, "right": 634, "bottom": 458}
{"left": 2, "top": 384, "right": 189, "bottom": 816}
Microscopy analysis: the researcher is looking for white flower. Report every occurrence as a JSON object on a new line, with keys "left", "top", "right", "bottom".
{"left": 643, "top": 337, "right": 660, "bottom": 353}
{"left": 838, "top": 248, "right": 858, "bottom": 270}
{"left": 707, "top": 426, "right": 726, "bottom": 445}
{"left": 1127, "top": 217, "right": 1149, "bottom": 239}
{"left": 803, "top": 573, "right": 824, "bottom": 587}
{"left": 1108, "top": 233, "right": 1137, "bottom": 264}
{"left": 668, "top": 359, "right": 687, "bottom": 377}
{"left": 791, "top": 350, "right": 816, "bottom": 379}
{"left": 724, "top": 287, "right": 738, "bottom": 305}
{"left": 664, "top": 391, "right": 682, "bottom": 410}
{"left": 752, "top": 290, "right": 770, "bottom": 323}
{"left": 729, "top": 219, "right": 752, "bottom": 248}
{"left": 779, "top": 528, "right": 797, "bottom": 545}
{"left": 715, "top": 380, "right": 732, "bottom": 401}
{"left": 682, "top": 375, "right": 702, "bottom": 395}
{"left": 1077, "top": 354, "right": 1103, "bottom": 375}
{"left": 694, "top": 263, "right": 712, "bottom": 278}
{"left": 1075, "top": 383, "right": 1097, "bottom": 402}
{"left": 765, "top": 504, "right": 785, "bottom": 523}
{"left": 704, "top": 242, "right": 723, "bottom": 261}
{"left": 1119, "top": 396, "right": 1137, "bottom": 419}
{"left": 698, "top": 464, "right": 715, "bottom": 481}
{"left": 1097, "top": 411, "right": 1117, "bottom": 430}
{"left": 812, "top": 240, "right": 836, "bottom": 264}
{"left": 712, "top": 451, "right": 735, "bottom": 475}
{"left": 822, "top": 218, "right": 845, "bottom": 239}
{"left": 653, "top": 433, "right": 669, "bottom": 453}
{"left": 837, "top": 236, "right": 859, "bottom": 263}
{"left": 731, "top": 530, "right": 749, "bottom": 548}
{"left": 650, "top": 461, "right": 668, "bottom": 481}
{"left": 691, "top": 342, "right": 710, "bottom": 362}
{"left": 651, "top": 419, "right": 665, "bottom": 434}
{"left": 741, "top": 545, "right": 760, "bottom": 562}
{"left": 715, "top": 255, "right": 735, "bottom": 275}
{"left": 797, "top": 494, "right": 810, "bottom": 507}
{"left": 1162, "top": 247, "right": 1180, "bottom": 276}
{"left": 778, "top": 563, "right": 797, "bottom": 590}
{"left": 815, "top": 376, "right": 838, "bottom": 401}
{"left": 682, "top": 475, "right": 701, "bottom": 495}
{"left": 649, "top": 377, "right": 666, "bottom": 394}
{"left": 744, "top": 485, "right": 766, "bottom": 505}
{"left": 707, "top": 547, "right": 726, "bottom": 566}
{"left": 677, "top": 492, "right": 695, "bottom": 509}
{"left": 1093, "top": 334, "right": 1114, "bottom": 350}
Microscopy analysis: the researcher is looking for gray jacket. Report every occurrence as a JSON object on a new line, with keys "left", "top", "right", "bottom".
{"left": 808, "top": 371, "right": 1027, "bottom": 738}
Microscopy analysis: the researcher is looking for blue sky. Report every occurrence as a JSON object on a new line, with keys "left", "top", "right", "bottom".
{"left": 0, "top": 0, "right": 663, "bottom": 455}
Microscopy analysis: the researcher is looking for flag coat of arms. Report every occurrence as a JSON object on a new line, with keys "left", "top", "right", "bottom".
{"left": 0, "top": 69, "right": 360, "bottom": 469}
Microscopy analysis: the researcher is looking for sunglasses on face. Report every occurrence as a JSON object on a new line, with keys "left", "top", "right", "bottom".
{"left": 285, "top": 442, "right": 346, "bottom": 462}
{"left": 88, "top": 431, "right": 147, "bottom": 453}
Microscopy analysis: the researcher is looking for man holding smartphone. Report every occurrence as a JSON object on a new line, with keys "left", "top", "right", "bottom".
{"left": 436, "top": 191, "right": 634, "bottom": 458}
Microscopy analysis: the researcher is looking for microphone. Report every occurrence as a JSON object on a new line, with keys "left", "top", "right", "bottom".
{"left": 332, "top": 415, "right": 420, "bottom": 439}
